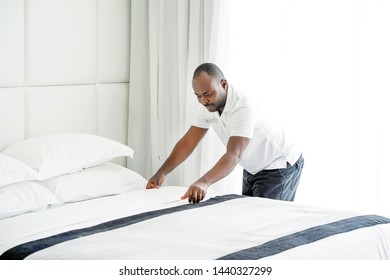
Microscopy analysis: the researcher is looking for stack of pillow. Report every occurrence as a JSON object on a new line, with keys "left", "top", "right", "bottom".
{"left": 0, "top": 133, "right": 147, "bottom": 219}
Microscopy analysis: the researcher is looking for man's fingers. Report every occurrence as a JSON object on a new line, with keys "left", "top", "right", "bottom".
{"left": 146, "top": 174, "right": 165, "bottom": 189}
{"left": 182, "top": 186, "right": 206, "bottom": 204}
{"left": 146, "top": 181, "right": 159, "bottom": 189}
{"left": 189, "top": 190, "right": 201, "bottom": 204}
{"left": 192, "top": 191, "right": 198, "bottom": 203}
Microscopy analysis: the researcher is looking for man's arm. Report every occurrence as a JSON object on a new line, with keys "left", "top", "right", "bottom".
{"left": 181, "top": 136, "right": 250, "bottom": 203}
{"left": 146, "top": 126, "right": 208, "bottom": 189}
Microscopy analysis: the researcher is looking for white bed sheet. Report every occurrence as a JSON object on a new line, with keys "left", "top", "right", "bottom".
{"left": 1, "top": 186, "right": 390, "bottom": 260}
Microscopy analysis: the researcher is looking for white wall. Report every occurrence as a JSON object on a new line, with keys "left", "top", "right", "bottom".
{"left": 0, "top": 0, "right": 131, "bottom": 166}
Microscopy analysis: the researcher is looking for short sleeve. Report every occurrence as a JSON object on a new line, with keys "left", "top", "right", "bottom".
{"left": 191, "top": 104, "right": 211, "bottom": 129}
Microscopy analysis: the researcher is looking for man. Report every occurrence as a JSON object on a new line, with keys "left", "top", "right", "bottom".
{"left": 146, "top": 63, "right": 304, "bottom": 203}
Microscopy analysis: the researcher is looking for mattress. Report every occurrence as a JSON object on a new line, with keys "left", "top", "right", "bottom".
{"left": 1, "top": 186, "right": 390, "bottom": 260}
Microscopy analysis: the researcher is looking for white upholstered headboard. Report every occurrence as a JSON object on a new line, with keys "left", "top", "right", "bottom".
{"left": 0, "top": 0, "right": 130, "bottom": 166}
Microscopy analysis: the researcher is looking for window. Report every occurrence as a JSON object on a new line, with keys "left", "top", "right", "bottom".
{"left": 227, "top": 0, "right": 390, "bottom": 215}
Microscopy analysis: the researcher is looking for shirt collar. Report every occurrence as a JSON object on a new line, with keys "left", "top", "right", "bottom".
{"left": 221, "top": 84, "right": 235, "bottom": 115}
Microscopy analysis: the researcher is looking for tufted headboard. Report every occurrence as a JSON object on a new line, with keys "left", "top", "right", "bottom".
{"left": 0, "top": 0, "right": 131, "bottom": 165}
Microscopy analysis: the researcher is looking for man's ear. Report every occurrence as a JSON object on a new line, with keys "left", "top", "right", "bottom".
{"left": 221, "top": 79, "right": 228, "bottom": 89}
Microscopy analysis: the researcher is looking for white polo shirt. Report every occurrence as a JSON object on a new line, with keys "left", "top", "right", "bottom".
{"left": 192, "top": 85, "right": 301, "bottom": 174}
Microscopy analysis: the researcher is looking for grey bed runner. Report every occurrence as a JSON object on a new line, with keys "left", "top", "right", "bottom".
{"left": 218, "top": 214, "right": 390, "bottom": 259}
{"left": 0, "top": 194, "right": 242, "bottom": 260}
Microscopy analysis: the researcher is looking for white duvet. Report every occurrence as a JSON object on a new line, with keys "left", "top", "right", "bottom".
{"left": 1, "top": 186, "right": 389, "bottom": 260}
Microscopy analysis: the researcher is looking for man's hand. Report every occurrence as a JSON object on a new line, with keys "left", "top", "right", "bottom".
{"left": 146, "top": 173, "right": 166, "bottom": 189}
{"left": 146, "top": 126, "right": 208, "bottom": 190}
{"left": 181, "top": 181, "right": 208, "bottom": 203}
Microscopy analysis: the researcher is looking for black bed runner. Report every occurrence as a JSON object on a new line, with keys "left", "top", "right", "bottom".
{"left": 1, "top": 194, "right": 242, "bottom": 260}
{"left": 218, "top": 214, "right": 390, "bottom": 259}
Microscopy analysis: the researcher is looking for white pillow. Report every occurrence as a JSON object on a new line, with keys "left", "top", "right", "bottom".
{"left": 0, "top": 181, "right": 59, "bottom": 219}
{"left": 39, "top": 162, "right": 147, "bottom": 204}
{"left": 2, "top": 133, "right": 134, "bottom": 180}
{"left": 0, "top": 154, "right": 39, "bottom": 188}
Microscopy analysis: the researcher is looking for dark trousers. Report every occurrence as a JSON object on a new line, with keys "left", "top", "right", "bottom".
{"left": 242, "top": 154, "right": 304, "bottom": 201}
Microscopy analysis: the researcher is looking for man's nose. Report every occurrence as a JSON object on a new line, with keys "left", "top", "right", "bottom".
{"left": 200, "top": 96, "right": 208, "bottom": 105}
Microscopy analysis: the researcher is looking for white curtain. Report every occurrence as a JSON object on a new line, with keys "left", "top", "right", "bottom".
{"left": 128, "top": 0, "right": 231, "bottom": 190}
{"left": 227, "top": 0, "right": 390, "bottom": 216}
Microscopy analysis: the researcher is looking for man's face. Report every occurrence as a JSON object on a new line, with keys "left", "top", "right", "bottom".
{"left": 192, "top": 72, "right": 227, "bottom": 114}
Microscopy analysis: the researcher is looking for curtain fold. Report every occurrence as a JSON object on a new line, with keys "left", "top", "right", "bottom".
{"left": 128, "top": 0, "right": 230, "bottom": 188}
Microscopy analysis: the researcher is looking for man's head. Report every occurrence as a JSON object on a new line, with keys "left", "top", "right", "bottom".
{"left": 192, "top": 63, "right": 228, "bottom": 115}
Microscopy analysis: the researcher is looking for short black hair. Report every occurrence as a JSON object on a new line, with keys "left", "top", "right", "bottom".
{"left": 193, "top": 62, "right": 225, "bottom": 81}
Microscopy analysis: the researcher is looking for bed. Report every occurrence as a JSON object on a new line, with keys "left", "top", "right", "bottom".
{"left": 1, "top": 133, "right": 390, "bottom": 260}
